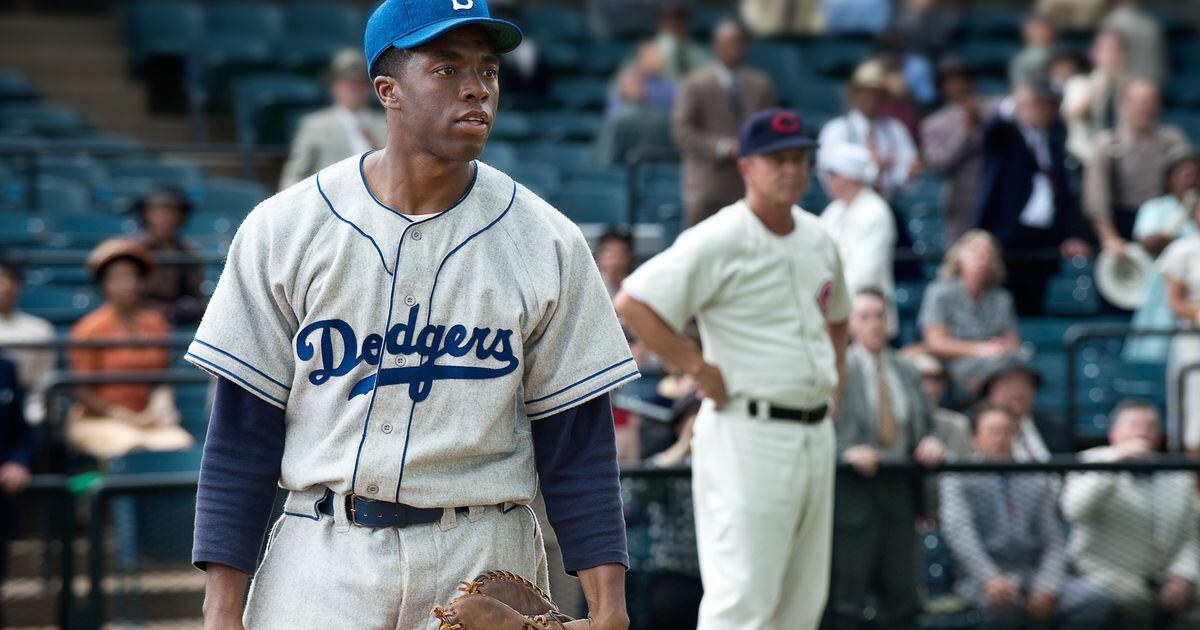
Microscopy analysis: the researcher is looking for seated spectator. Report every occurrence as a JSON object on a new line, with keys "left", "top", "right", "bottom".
{"left": 828, "top": 288, "right": 945, "bottom": 629}
{"left": 822, "top": 0, "right": 891, "bottom": 35}
{"left": 740, "top": 0, "right": 823, "bottom": 37}
{"left": 1062, "top": 400, "right": 1200, "bottom": 627}
{"left": 279, "top": 49, "right": 386, "bottom": 189}
{"left": 654, "top": 0, "right": 710, "bottom": 81}
{"left": 0, "top": 355, "right": 31, "bottom": 625}
{"left": 607, "top": 43, "right": 675, "bottom": 118}
{"left": 820, "top": 60, "right": 920, "bottom": 201}
{"left": 900, "top": 345, "right": 972, "bottom": 458}
{"left": 635, "top": 393, "right": 702, "bottom": 628}
{"left": 672, "top": 19, "right": 775, "bottom": 226}
{"left": 128, "top": 185, "right": 206, "bottom": 325}
{"left": 1009, "top": 14, "right": 1057, "bottom": 88}
{"left": 922, "top": 56, "right": 992, "bottom": 245}
{"left": 940, "top": 405, "right": 1113, "bottom": 629}
{"left": 978, "top": 359, "right": 1063, "bottom": 460}
{"left": 1085, "top": 80, "right": 1190, "bottom": 257}
{"left": 595, "top": 230, "right": 634, "bottom": 298}
{"left": 0, "top": 259, "right": 54, "bottom": 424}
{"left": 919, "top": 230, "right": 1023, "bottom": 394}
{"left": 1062, "top": 29, "right": 1131, "bottom": 162}
{"left": 1125, "top": 152, "right": 1199, "bottom": 364}
{"left": 1160, "top": 202, "right": 1200, "bottom": 455}
{"left": 67, "top": 239, "right": 192, "bottom": 461}
{"left": 974, "top": 78, "right": 1090, "bottom": 315}
{"left": 818, "top": 143, "right": 897, "bottom": 335}
{"left": 594, "top": 68, "right": 673, "bottom": 168}
{"left": 1103, "top": 0, "right": 1165, "bottom": 81}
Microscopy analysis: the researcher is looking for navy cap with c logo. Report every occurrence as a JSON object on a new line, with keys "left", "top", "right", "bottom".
{"left": 364, "top": 0, "right": 523, "bottom": 73}
{"left": 738, "top": 108, "right": 819, "bottom": 158}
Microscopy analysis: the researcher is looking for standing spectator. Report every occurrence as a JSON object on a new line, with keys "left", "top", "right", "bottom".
{"left": 740, "top": 0, "right": 822, "bottom": 37}
{"left": 1010, "top": 14, "right": 1057, "bottom": 88}
{"left": 1062, "top": 29, "right": 1131, "bottom": 162}
{"left": 922, "top": 56, "right": 990, "bottom": 244}
{"left": 595, "top": 230, "right": 635, "bottom": 299}
{"left": 279, "top": 49, "right": 387, "bottom": 189}
{"left": 1084, "top": 80, "right": 1190, "bottom": 255}
{"left": 67, "top": 239, "right": 193, "bottom": 461}
{"left": 0, "top": 355, "right": 31, "bottom": 627}
{"left": 0, "top": 260, "right": 54, "bottom": 424}
{"left": 616, "top": 109, "right": 848, "bottom": 630}
{"left": 607, "top": 43, "right": 675, "bottom": 118}
{"left": 1062, "top": 400, "right": 1200, "bottom": 627}
{"left": 672, "top": 20, "right": 775, "bottom": 226}
{"left": 1161, "top": 201, "right": 1200, "bottom": 455}
{"left": 978, "top": 360, "right": 1063, "bottom": 460}
{"left": 828, "top": 288, "right": 944, "bottom": 629}
{"left": 1126, "top": 153, "right": 1199, "bottom": 364}
{"left": 818, "top": 143, "right": 897, "bottom": 335}
{"left": 654, "top": 0, "right": 710, "bottom": 82}
{"left": 900, "top": 345, "right": 972, "bottom": 458}
{"left": 823, "top": 0, "right": 891, "bottom": 35}
{"left": 819, "top": 60, "right": 920, "bottom": 201}
{"left": 594, "top": 67, "right": 673, "bottom": 168}
{"left": 940, "top": 405, "right": 1113, "bottom": 629}
{"left": 1103, "top": 0, "right": 1166, "bottom": 81}
{"left": 919, "top": 231, "right": 1023, "bottom": 394}
{"left": 128, "top": 185, "right": 206, "bottom": 325}
{"left": 974, "top": 78, "right": 1090, "bottom": 315}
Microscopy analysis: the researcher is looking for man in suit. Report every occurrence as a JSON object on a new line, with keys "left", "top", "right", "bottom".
{"left": 828, "top": 288, "right": 945, "bottom": 628}
{"left": 279, "top": 49, "right": 388, "bottom": 189}
{"left": 0, "top": 355, "right": 32, "bottom": 626}
{"left": 940, "top": 405, "right": 1112, "bottom": 629}
{"left": 1062, "top": 400, "right": 1200, "bottom": 628}
{"left": 973, "top": 77, "right": 1090, "bottom": 316}
{"left": 672, "top": 19, "right": 775, "bottom": 226}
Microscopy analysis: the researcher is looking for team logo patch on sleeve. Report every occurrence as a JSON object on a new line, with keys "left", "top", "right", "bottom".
{"left": 815, "top": 280, "right": 833, "bottom": 317}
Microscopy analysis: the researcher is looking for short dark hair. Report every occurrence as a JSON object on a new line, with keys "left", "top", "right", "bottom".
{"left": 0, "top": 257, "right": 21, "bottom": 284}
{"left": 855, "top": 286, "right": 889, "bottom": 306}
{"left": 370, "top": 47, "right": 415, "bottom": 80}
{"left": 597, "top": 230, "right": 633, "bottom": 251}
{"left": 969, "top": 403, "right": 1016, "bottom": 435}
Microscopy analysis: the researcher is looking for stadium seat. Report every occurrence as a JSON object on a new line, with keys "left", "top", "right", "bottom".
{"left": 1017, "top": 318, "right": 1074, "bottom": 348}
{"left": 1169, "top": 38, "right": 1200, "bottom": 71}
{"left": 198, "top": 35, "right": 276, "bottom": 113}
{"left": 205, "top": 2, "right": 284, "bottom": 41}
{"left": 194, "top": 177, "right": 269, "bottom": 219}
{"left": 231, "top": 74, "right": 326, "bottom": 145}
{"left": 182, "top": 211, "right": 238, "bottom": 240}
{"left": 277, "top": 38, "right": 352, "bottom": 79}
{"left": 284, "top": 2, "right": 362, "bottom": 43}
{"left": 508, "top": 163, "right": 563, "bottom": 199}
{"left": 894, "top": 281, "right": 926, "bottom": 317}
{"left": 549, "top": 77, "right": 611, "bottom": 112}
{"left": 44, "top": 213, "right": 139, "bottom": 247}
{"left": 33, "top": 155, "right": 110, "bottom": 196}
{"left": 1043, "top": 275, "right": 1099, "bottom": 317}
{"left": 0, "top": 213, "right": 46, "bottom": 247}
{"left": 124, "top": 0, "right": 205, "bottom": 69}
{"left": 582, "top": 41, "right": 635, "bottom": 77}
{"left": 0, "top": 69, "right": 38, "bottom": 103}
{"left": 1165, "top": 76, "right": 1200, "bottom": 109}
{"left": 690, "top": 5, "right": 729, "bottom": 38}
{"left": 0, "top": 103, "right": 91, "bottom": 138}
{"left": 635, "top": 179, "right": 681, "bottom": 223}
{"left": 107, "top": 448, "right": 204, "bottom": 570}
{"left": 490, "top": 111, "right": 535, "bottom": 142}
{"left": 538, "top": 41, "right": 584, "bottom": 75}
{"left": 521, "top": 142, "right": 594, "bottom": 173}
{"left": 553, "top": 182, "right": 628, "bottom": 225}
{"left": 19, "top": 176, "right": 93, "bottom": 214}
{"left": 520, "top": 6, "right": 587, "bottom": 43}
{"left": 108, "top": 160, "right": 203, "bottom": 192}
{"left": 746, "top": 40, "right": 809, "bottom": 104}
{"left": 568, "top": 168, "right": 627, "bottom": 189}
{"left": 1163, "top": 111, "right": 1200, "bottom": 141}
{"left": 953, "top": 40, "right": 1021, "bottom": 76}
{"left": 529, "top": 111, "right": 603, "bottom": 142}
{"left": 957, "top": 8, "right": 1022, "bottom": 40}
{"left": 479, "top": 141, "right": 517, "bottom": 171}
{"left": 808, "top": 39, "right": 872, "bottom": 77}
{"left": 19, "top": 285, "right": 99, "bottom": 323}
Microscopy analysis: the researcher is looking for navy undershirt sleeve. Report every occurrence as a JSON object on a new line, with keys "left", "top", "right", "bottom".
{"left": 192, "top": 376, "right": 286, "bottom": 574}
{"left": 531, "top": 393, "right": 629, "bottom": 574}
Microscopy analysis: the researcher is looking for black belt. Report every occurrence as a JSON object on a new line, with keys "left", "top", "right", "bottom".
{"left": 316, "top": 490, "right": 466, "bottom": 528}
{"left": 747, "top": 401, "right": 828, "bottom": 424}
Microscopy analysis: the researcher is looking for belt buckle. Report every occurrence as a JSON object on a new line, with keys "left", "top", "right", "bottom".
{"left": 347, "top": 493, "right": 378, "bottom": 527}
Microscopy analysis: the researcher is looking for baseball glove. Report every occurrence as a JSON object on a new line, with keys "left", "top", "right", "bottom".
{"left": 430, "top": 570, "right": 575, "bottom": 630}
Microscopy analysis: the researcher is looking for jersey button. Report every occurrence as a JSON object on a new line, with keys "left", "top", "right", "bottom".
{"left": 411, "top": 230, "right": 422, "bottom": 241}
{"left": 395, "top": 356, "right": 407, "bottom": 367}
{"left": 404, "top": 295, "right": 415, "bottom": 306}
{"left": 366, "top": 484, "right": 379, "bottom": 495}
{"left": 381, "top": 423, "right": 393, "bottom": 434}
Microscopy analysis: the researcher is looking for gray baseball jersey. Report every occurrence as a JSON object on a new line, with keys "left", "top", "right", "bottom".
{"left": 186, "top": 153, "right": 637, "bottom": 508}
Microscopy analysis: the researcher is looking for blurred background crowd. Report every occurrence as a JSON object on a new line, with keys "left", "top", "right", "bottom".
{"left": 3, "top": 0, "right": 1200, "bottom": 628}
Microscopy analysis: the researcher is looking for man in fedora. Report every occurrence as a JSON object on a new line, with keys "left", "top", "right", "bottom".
{"left": 279, "top": 49, "right": 388, "bottom": 189}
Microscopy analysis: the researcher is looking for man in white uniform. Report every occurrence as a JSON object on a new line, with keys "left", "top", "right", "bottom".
{"left": 615, "top": 108, "right": 850, "bottom": 630}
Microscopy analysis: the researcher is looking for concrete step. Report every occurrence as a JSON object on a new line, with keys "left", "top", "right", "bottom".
{"left": 0, "top": 15, "right": 119, "bottom": 46}
{"left": 0, "top": 48, "right": 128, "bottom": 78}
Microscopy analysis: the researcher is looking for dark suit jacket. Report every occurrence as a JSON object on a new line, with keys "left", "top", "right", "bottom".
{"left": 0, "top": 356, "right": 30, "bottom": 471}
{"left": 972, "top": 116, "right": 1084, "bottom": 246}
{"left": 671, "top": 65, "right": 775, "bottom": 223}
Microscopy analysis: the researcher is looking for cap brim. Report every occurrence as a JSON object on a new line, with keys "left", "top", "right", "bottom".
{"left": 741, "top": 135, "right": 819, "bottom": 157}
{"left": 388, "top": 16, "right": 523, "bottom": 55}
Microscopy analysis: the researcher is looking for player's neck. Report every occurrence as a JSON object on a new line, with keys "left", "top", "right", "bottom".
{"left": 363, "top": 148, "right": 474, "bottom": 216}
{"left": 744, "top": 193, "right": 795, "bottom": 236}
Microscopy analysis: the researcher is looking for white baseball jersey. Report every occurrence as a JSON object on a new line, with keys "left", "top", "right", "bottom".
{"left": 186, "top": 153, "right": 637, "bottom": 508}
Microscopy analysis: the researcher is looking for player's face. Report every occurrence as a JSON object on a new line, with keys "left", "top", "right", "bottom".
{"left": 385, "top": 27, "right": 500, "bottom": 162}
{"left": 740, "top": 149, "right": 810, "bottom": 207}
{"left": 972, "top": 410, "right": 1015, "bottom": 458}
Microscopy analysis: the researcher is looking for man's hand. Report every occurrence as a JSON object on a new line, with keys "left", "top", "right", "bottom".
{"left": 983, "top": 576, "right": 1020, "bottom": 611}
{"left": 1059, "top": 238, "right": 1091, "bottom": 260}
{"left": 1111, "top": 437, "right": 1156, "bottom": 461}
{"left": 570, "top": 564, "right": 628, "bottom": 630}
{"left": 843, "top": 445, "right": 882, "bottom": 478}
{"left": 976, "top": 340, "right": 1012, "bottom": 359}
{"left": 203, "top": 564, "right": 248, "bottom": 630}
{"left": 689, "top": 361, "right": 728, "bottom": 409}
{"left": 1158, "top": 577, "right": 1193, "bottom": 613}
{"left": 0, "top": 462, "right": 31, "bottom": 494}
{"left": 913, "top": 437, "right": 945, "bottom": 468}
{"left": 203, "top": 611, "right": 245, "bottom": 630}
{"left": 1101, "top": 235, "right": 1129, "bottom": 260}
{"left": 1025, "top": 589, "right": 1056, "bottom": 623}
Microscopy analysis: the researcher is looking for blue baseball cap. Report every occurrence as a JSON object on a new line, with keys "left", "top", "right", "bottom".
{"left": 364, "top": 0, "right": 523, "bottom": 72}
{"left": 738, "top": 108, "right": 819, "bottom": 158}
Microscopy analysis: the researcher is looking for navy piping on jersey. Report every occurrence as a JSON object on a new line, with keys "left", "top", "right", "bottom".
{"left": 317, "top": 168, "right": 394, "bottom": 275}
{"left": 524, "top": 357, "right": 636, "bottom": 406}
{"left": 282, "top": 492, "right": 324, "bottom": 521}
{"left": 358, "top": 151, "right": 480, "bottom": 222}
{"left": 527, "top": 370, "right": 640, "bottom": 419}
{"left": 192, "top": 339, "right": 290, "bottom": 391}
{"left": 392, "top": 181, "right": 518, "bottom": 502}
{"left": 185, "top": 352, "right": 286, "bottom": 407}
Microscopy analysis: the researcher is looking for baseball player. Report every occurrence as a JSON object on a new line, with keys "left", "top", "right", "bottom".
{"left": 615, "top": 108, "right": 850, "bottom": 630}
{"left": 186, "top": 2, "right": 636, "bottom": 628}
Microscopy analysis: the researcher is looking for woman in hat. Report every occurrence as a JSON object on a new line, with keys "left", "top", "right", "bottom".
{"left": 1125, "top": 152, "right": 1200, "bottom": 364}
{"left": 1160, "top": 198, "right": 1200, "bottom": 455}
{"left": 128, "top": 184, "right": 206, "bottom": 325}
{"left": 66, "top": 238, "right": 193, "bottom": 461}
